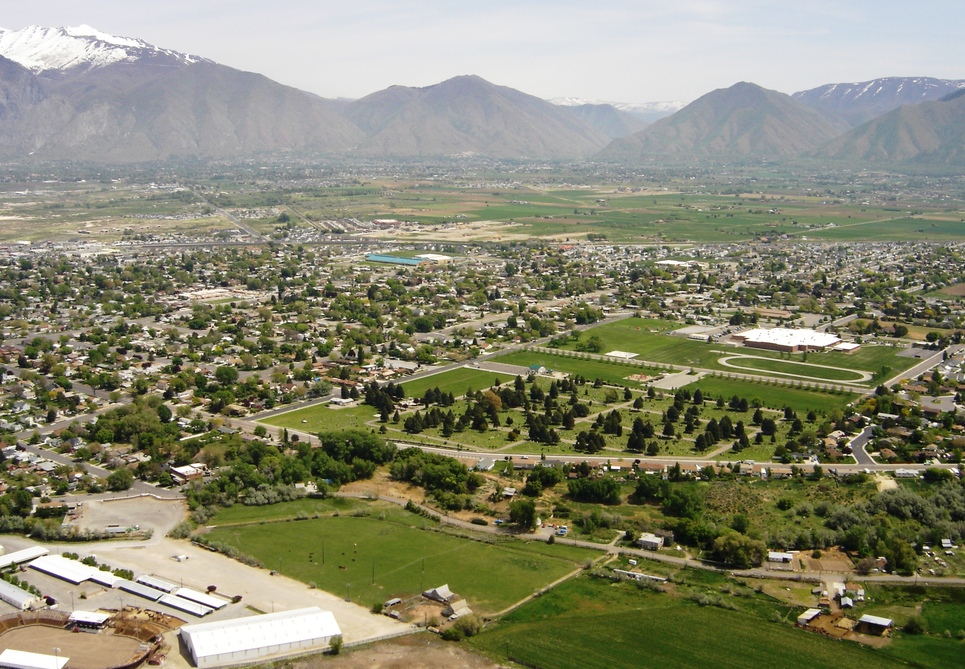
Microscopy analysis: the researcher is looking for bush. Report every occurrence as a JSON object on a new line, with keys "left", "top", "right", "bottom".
{"left": 470, "top": 517, "right": 488, "bottom": 526}
{"left": 903, "top": 616, "right": 926, "bottom": 635}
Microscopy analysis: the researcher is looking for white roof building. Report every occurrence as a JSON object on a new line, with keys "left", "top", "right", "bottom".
{"left": 0, "top": 546, "right": 49, "bottom": 570}
{"left": 0, "top": 649, "right": 68, "bottom": 669}
{"left": 180, "top": 607, "right": 341, "bottom": 668}
{"left": 0, "top": 578, "right": 38, "bottom": 611}
{"left": 732, "top": 327, "right": 841, "bottom": 352}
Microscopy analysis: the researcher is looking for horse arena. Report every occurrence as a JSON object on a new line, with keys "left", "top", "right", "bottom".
{"left": 0, "top": 609, "right": 172, "bottom": 669}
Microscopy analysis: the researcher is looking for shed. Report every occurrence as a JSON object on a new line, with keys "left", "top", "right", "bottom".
{"left": 180, "top": 607, "right": 341, "bottom": 668}
{"left": 443, "top": 599, "right": 473, "bottom": 619}
{"left": 423, "top": 584, "right": 455, "bottom": 603}
{"left": 117, "top": 579, "right": 163, "bottom": 602}
{"left": 767, "top": 551, "right": 793, "bottom": 563}
{"left": 840, "top": 597, "right": 854, "bottom": 609}
{"left": 175, "top": 587, "right": 227, "bottom": 610}
{"left": 137, "top": 574, "right": 179, "bottom": 593}
{"left": 796, "top": 608, "right": 822, "bottom": 626}
{"left": 158, "top": 594, "right": 214, "bottom": 617}
{"left": 0, "top": 579, "right": 38, "bottom": 611}
{"left": 857, "top": 614, "right": 894, "bottom": 635}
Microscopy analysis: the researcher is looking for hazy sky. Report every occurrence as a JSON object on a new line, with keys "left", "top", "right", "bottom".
{"left": 3, "top": 1, "right": 962, "bottom": 103}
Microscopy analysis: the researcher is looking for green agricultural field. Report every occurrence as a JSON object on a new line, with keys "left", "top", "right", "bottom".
{"left": 401, "top": 368, "right": 515, "bottom": 399}
{"left": 470, "top": 576, "right": 915, "bottom": 669}
{"left": 203, "top": 505, "right": 599, "bottom": 614}
{"left": 806, "top": 217, "right": 965, "bottom": 242}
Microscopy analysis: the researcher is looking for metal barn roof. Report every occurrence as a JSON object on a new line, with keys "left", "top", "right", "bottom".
{"left": 28, "top": 555, "right": 92, "bottom": 584}
{"left": 175, "top": 587, "right": 227, "bottom": 610}
{"left": 0, "top": 546, "right": 49, "bottom": 570}
{"left": 0, "top": 648, "right": 69, "bottom": 669}
{"left": 137, "top": 574, "right": 179, "bottom": 593}
{"left": 117, "top": 579, "right": 163, "bottom": 602}
{"left": 180, "top": 607, "right": 341, "bottom": 660}
{"left": 158, "top": 593, "right": 214, "bottom": 617}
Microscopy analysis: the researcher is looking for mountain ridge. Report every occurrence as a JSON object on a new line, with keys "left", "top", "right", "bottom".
{"left": 597, "top": 82, "right": 850, "bottom": 162}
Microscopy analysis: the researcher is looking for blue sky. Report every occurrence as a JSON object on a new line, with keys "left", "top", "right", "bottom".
{"left": 3, "top": 1, "right": 962, "bottom": 103}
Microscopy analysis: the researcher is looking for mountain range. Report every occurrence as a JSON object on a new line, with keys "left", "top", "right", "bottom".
{"left": 0, "top": 25, "right": 963, "bottom": 165}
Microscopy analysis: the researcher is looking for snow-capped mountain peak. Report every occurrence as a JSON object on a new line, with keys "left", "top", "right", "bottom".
{"left": 0, "top": 24, "right": 207, "bottom": 74}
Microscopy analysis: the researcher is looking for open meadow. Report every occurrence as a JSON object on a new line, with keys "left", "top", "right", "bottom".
{"left": 203, "top": 502, "right": 599, "bottom": 615}
{"left": 469, "top": 575, "right": 933, "bottom": 669}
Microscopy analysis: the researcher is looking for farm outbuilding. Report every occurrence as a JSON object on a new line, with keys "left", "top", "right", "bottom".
{"left": 856, "top": 614, "right": 894, "bottom": 635}
{"left": 796, "top": 608, "right": 822, "bottom": 626}
{"left": 0, "top": 579, "right": 38, "bottom": 611}
{"left": 423, "top": 584, "right": 455, "bottom": 603}
{"left": 0, "top": 547, "right": 49, "bottom": 571}
{"left": 179, "top": 607, "right": 341, "bottom": 668}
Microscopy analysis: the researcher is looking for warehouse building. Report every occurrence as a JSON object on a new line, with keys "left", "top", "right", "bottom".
{"left": 731, "top": 327, "right": 844, "bottom": 353}
{"left": 179, "top": 607, "right": 341, "bottom": 668}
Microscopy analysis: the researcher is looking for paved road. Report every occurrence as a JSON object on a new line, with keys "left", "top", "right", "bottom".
{"left": 883, "top": 345, "right": 959, "bottom": 388}
{"left": 848, "top": 425, "right": 876, "bottom": 467}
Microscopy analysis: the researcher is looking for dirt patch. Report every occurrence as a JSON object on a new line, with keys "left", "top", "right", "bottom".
{"left": 0, "top": 625, "right": 145, "bottom": 669}
{"left": 293, "top": 632, "right": 507, "bottom": 669}
{"left": 803, "top": 547, "right": 853, "bottom": 573}
{"left": 875, "top": 474, "right": 898, "bottom": 492}
{"left": 72, "top": 496, "right": 187, "bottom": 537}
{"left": 938, "top": 283, "right": 965, "bottom": 297}
{"left": 805, "top": 611, "right": 851, "bottom": 639}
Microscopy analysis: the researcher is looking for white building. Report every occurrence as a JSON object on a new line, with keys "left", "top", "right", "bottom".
{"left": 179, "top": 607, "right": 341, "bottom": 668}
{"left": 637, "top": 532, "right": 664, "bottom": 551}
{"left": 731, "top": 327, "right": 842, "bottom": 353}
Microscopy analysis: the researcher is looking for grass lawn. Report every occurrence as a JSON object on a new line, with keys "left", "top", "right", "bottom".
{"left": 684, "top": 376, "right": 856, "bottom": 414}
{"left": 401, "top": 368, "right": 514, "bottom": 399}
{"left": 880, "top": 634, "right": 965, "bottom": 667}
{"left": 470, "top": 576, "right": 911, "bottom": 669}
{"left": 259, "top": 404, "right": 374, "bottom": 433}
{"left": 496, "top": 350, "right": 661, "bottom": 387}
{"left": 203, "top": 505, "right": 599, "bottom": 614}
{"left": 562, "top": 317, "right": 916, "bottom": 381}
{"left": 720, "top": 355, "right": 867, "bottom": 382}
{"left": 207, "top": 497, "right": 365, "bottom": 525}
